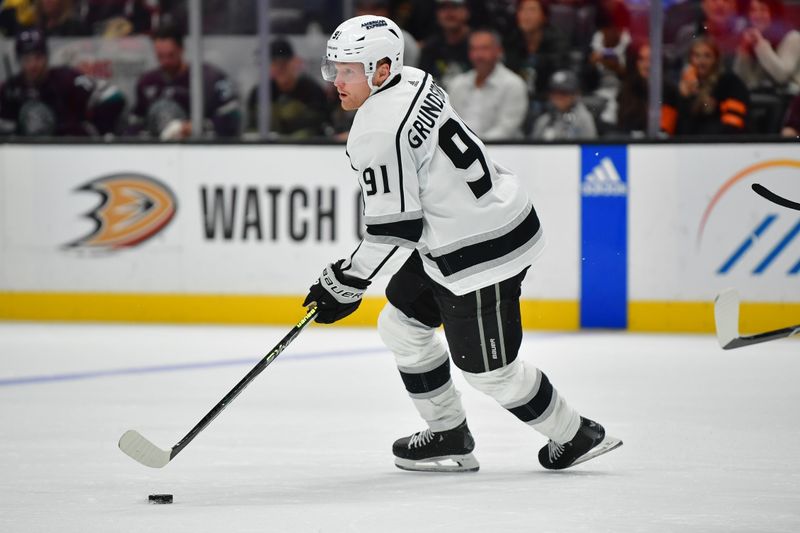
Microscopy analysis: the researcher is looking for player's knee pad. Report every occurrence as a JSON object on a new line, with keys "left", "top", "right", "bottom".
{"left": 377, "top": 303, "right": 448, "bottom": 369}
{"left": 461, "top": 358, "right": 537, "bottom": 406}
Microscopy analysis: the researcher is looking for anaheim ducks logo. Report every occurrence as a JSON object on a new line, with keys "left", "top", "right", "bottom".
{"left": 68, "top": 173, "right": 177, "bottom": 249}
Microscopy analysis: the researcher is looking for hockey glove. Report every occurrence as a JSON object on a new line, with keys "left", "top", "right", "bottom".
{"left": 303, "top": 259, "right": 371, "bottom": 324}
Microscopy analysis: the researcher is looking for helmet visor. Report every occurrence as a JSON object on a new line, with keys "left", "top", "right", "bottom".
{"left": 321, "top": 58, "right": 368, "bottom": 83}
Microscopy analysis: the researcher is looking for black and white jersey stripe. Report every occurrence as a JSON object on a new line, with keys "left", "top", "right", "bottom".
{"left": 420, "top": 204, "right": 542, "bottom": 280}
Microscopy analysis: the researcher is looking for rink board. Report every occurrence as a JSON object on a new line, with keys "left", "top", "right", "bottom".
{"left": 0, "top": 142, "right": 798, "bottom": 331}
{"left": 628, "top": 145, "right": 800, "bottom": 331}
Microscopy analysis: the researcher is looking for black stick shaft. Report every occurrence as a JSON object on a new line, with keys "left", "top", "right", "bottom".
{"left": 752, "top": 183, "right": 800, "bottom": 211}
{"left": 168, "top": 307, "right": 318, "bottom": 460}
{"left": 725, "top": 324, "right": 800, "bottom": 350}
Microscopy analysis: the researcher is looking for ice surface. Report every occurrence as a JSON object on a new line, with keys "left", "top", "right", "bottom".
{"left": 1, "top": 322, "right": 798, "bottom": 532}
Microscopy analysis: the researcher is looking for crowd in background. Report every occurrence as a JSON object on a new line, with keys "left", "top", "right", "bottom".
{"left": 0, "top": 0, "right": 798, "bottom": 140}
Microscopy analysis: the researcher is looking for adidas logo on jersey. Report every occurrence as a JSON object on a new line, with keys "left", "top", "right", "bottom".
{"left": 581, "top": 157, "right": 627, "bottom": 196}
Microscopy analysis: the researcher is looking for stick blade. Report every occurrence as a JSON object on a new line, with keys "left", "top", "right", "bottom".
{"left": 714, "top": 288, "right": 740, "bottom": 349}
{"left": 119, "top": 430, "right": 171, "bottom": 468}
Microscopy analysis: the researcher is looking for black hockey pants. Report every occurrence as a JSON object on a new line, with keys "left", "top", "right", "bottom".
{"left": 385, "top": 251, "right": 526, "bottom": 374}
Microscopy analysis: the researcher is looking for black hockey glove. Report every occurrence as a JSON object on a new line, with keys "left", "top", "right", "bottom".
{"left": 303, "top": 259, "right": 371, "bottom": 324}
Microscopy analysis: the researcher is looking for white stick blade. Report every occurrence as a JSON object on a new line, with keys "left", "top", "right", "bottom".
{"left": 714, "top": 288, "right": 740, "bottom": 348}
{"left": 118, "top": 430, "right": 171, "bottom": 468}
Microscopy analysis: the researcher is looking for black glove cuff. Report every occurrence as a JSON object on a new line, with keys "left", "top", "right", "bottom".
{"left": 320, "top": 260, "right": 370, "bottom": 304}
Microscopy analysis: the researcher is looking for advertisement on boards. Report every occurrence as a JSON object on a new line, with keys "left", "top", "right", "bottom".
{"left": 0, "top": 144, "right": 580, "bottom": 305}
{"left": 629, "top": 144, "right": 800, "bottom": 304}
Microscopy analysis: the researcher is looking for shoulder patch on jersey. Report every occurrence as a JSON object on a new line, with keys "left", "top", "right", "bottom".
{"left": 407, "top": 80, "right": 446, "bottom": 149}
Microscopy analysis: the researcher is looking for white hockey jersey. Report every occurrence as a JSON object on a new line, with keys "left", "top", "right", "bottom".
{"left": 343, "top": 66, "right": 544, "bottom": 296}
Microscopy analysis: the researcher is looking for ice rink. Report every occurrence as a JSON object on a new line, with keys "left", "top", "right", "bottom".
{"left": 1, "top": 321, "right": 798, "bottom": 532}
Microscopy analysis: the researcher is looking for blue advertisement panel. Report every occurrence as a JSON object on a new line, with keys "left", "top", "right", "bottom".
{"left": 580, "top": 145, "right": 628, "bottom": 328}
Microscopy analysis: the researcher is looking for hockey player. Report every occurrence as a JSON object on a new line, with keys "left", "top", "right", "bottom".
{"left": 0, "top": 29, "right": 125, "bottom": 137}
{"left": 303, "top": 15, "right": 622, "bottom": 472}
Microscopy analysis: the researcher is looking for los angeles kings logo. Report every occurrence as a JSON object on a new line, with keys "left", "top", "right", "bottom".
{"left": 67, "top": 173, "right": 177, "bottom": 250}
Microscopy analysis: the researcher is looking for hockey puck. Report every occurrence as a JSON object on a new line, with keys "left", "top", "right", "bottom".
{"left": 148, "top": 494, "right": 173, "bottom": 504}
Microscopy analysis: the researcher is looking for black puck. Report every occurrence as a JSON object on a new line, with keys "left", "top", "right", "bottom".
{"left": 148, "top": 494, "right": 173, "bottom": 504}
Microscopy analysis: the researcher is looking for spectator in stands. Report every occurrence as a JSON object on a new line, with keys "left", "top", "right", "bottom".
{"left": 674, "top": 37, "right": 749, "bottom": 135}
{"left": 584, "top": 0, "right": 631, "bottom": 127}
{"left": 391, "top": 0, "right": 493, "bottom": 44}
{"left": 161, "top": 0, "right": 257, "bottom": 35}
{"left": 461, "top": 0, "right": 513, "bottom": 38}
{"left": 161, "top": 0, "right": 342, "bottom": 35}
{"left": 128, "top": 24, "right": 240, "bottom": 139}
{"left": 389, "top": 0, "right": 437, "bottom": 42}
{"left": 448, "top": 28, "right": 527, "bottom": 140}
{"left": 28, "top": 0, "right": 90, "bottom": 36}
{"left": 83, "top": 0, "right": 157, "bottom": 36}
{"left": 673, "top": 0, "right": 745, "bottom": 71}
{"left": 356, "top": 0, "right": 420, "bottom": 67}
{"left": 0, "top": 29, "right": 125, "bottom": 136}
{"left": 419, "top": 0, "right": 472, "bottom": 88}
{"left": 247, "top": 37, "right": 330, "bottom": 139}
{"left": 663, "top": 0, "right": 701, "bottom": 48}
{"left": 504, "top": 0, "right": 569, "bottom": 122}
{"left": 734, "top": 0, "right": 800, "bottom": 94}
{"left": 531, "top": 69, "right": 597, "bottom": 140}
{"left": 782, "top": 94, "right": 800, "bottom": 136}
{"left": 617, "top": 42, "right": 680, "bottom": 136}
{"left": 0, "top": 0, "right": 35, "bottom": 36}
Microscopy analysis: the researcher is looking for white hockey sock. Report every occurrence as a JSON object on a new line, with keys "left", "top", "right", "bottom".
{"left": 463, "top": 359, "right": 580, "bottom": 444}
{"left": 408, "top": 381, "right": 466, "bottom": 432}
{"left": 528, "top": 393, "right": 581, "bottom": 444}
{"left": 378, "top": 303, "right": 467, "bottom": 432}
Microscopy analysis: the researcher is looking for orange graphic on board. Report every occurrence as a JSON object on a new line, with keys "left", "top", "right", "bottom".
{"left": 68, "top": 174, "right": 177, "bottom": 249}
{"left": 696, "top": 159, "right": 800, "bottom": 246}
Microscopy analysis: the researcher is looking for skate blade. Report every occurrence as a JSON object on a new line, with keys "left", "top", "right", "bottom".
{"left": 570, "top": 435, "right": 623, "bottom": 467}
{"left": 394, "top": 453, "right": 480, "bottom": 473}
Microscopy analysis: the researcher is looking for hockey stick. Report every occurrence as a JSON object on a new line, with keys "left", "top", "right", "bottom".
{"left": 119, "top": 306, "right": 318, "bottom": 468}
{"left": 713, "top": 289, "right": 800, "bottom": 350}
{"left": 752, "top": 183, "right": 800, "bottom": 211}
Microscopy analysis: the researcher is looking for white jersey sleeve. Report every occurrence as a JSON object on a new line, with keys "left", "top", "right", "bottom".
{"left": 340, "top": 100, "right": 422, "bottom": 281}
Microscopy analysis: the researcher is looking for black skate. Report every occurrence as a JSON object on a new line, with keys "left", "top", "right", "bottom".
{"left": 393, "top": 420, "right": 480, "bottom": 473}
{"left": 538, "top": 417, "right": 622, "bottom": 470}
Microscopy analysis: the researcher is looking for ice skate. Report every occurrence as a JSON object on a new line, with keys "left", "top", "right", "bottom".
{"left": 538, "top": 417, "right": 622, "bottom": 470}
{"left": 393, "top": 420, "right": 480, "bottom": 472}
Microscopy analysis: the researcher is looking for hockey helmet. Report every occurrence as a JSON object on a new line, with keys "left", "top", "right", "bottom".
{"left": 15, "top": 29, "right": 48, "bottom": 58}
{"left": 321, "top": 15, "right": 404, "bottom": 93}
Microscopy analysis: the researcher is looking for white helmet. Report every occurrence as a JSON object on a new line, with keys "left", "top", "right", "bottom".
{"left": 321, "top": 15, "right": 404, "bottom": 93}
